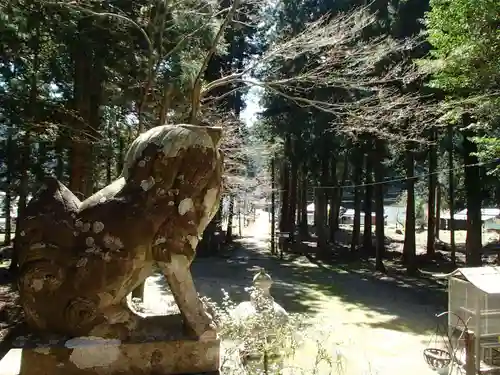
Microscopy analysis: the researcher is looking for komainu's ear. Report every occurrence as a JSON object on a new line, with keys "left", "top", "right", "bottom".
{"left": 25, "top": 176, "right": 81, "bottom": 219}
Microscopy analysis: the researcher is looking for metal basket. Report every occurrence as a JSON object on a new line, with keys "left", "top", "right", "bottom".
{"left": 423, "top": 348, "right": 452, "bottom": 370}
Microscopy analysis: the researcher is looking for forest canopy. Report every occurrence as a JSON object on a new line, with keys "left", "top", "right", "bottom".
{"left": 1, "top": 0, "right": 499, "bottom": 271}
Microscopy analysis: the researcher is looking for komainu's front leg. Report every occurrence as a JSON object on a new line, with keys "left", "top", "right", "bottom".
{"left": 157, "top": 255, "right": 216, "bottom": 340}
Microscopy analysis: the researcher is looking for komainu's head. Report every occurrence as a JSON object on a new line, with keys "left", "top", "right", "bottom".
{"left": 119, "top": 124, "right": 224, "bottom": 259}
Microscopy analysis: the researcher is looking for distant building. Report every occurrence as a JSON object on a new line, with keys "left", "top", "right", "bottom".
{"left": 340, "top": 208, "right": 387, "bottom": 226}
{"left": 440, "top": 208, "right": 500, "bottom": 231}
{"left": 306, "top": 203, "right": 346, "bottom": 226}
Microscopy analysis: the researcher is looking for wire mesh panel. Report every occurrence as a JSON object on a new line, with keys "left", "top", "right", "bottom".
{"left": 449, "top": 277, "right": 484, "bottom": 334}
{"left": 445, "top": 268, "right": 500, "bottom": 372}
{"left": 449, "top": 279, "right": 500, "bottom": 336}
{"left": 481, "top": 294, "right": 500, "bottom": 337}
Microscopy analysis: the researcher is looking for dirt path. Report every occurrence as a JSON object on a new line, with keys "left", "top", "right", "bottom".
{"left": 141, "top": 210, "right": 445, "bottom": 375}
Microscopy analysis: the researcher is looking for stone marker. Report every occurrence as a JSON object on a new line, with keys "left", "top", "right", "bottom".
{"left": 231, "top": 268, "right": 289, "bottom": 373}
{"left": 6, "top": 124, "right": 224, "bottom": 375}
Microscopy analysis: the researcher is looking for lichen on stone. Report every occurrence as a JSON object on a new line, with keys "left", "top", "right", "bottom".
{"left": 154, "top": 237, "right": 167, "bottom": 246}
{"left": 178, "top": 198, "right": 194, "bottom": 216}
{"left": 93, "top": 221, "right": 104, "bottom": 234}
{"left": 85, "top": 247, "right": 100, "bottom": 254}
{"left": 65, "top": 336, "right": 121, "bottom": 369}
{"left": 29, "top": 243, "right": 45, "bottom": 250}
{"left": 76, "top": 258, "right": 88, "bottom": 268}
{"left": 85, "top": 237, "right": 95, "bottom": 247}
{"left": 140, "top": 176, "right": 155, "bottom": 191}
{"left": 31, "top": 279, "right": 44, "bottom": 292}
{"left": 103, "top": 233, "right": 124, "bottom": 251}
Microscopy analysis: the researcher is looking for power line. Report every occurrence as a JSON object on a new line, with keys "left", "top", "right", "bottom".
{"left": 270, "top": 158, "right": 498, "bottom": 191}
{"left": 314, "top": 158, "right": 498, "bottom": 190}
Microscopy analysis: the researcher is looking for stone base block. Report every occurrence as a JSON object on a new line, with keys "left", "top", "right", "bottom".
{"left": 0, "top": 339, "right": 220, "bottom": 375}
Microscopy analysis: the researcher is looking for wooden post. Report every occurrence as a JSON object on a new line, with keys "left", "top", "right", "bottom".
{"left": 465, "top": 330, "right": 476, "bottom": 375}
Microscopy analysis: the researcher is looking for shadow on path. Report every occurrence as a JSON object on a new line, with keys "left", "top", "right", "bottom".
{"left": 151, "top": 235, "right": 448, "bottom": 336}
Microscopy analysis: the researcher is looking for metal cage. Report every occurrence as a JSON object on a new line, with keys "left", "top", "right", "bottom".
{"left": 445, "top": 267, "right": 500, "bottom": 374}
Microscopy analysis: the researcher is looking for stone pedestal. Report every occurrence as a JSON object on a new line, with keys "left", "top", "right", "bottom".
{"left": 20, "top": 340, "right": 219, "bottom": 375}
{"left": 1, "top": 340, "right": 219, "bottom": 375}
{"left": 0, "top": 314, "right": 220, "bottom": 375}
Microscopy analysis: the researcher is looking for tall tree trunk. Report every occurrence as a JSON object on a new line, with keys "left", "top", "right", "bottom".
{"left": 238, "top": 202, "right": 242, "bottom": 237}
{"left": 426, "top": 128, "right": 437, "bottom": 256}
{"left": 11, "top": 20, "right": 40, "bottom": 274}
{"left": 288, "top": 140, "right": 298, "bottom": 242}
{"left": 298, "top": 164, "right": 308, "bottom": 237}
{"left": 328, "top": 157, "right": 338, "bottom": 242}
{"left": 11, "top": 137, "right": 30, "bottom": 274}
{"left": 105, "top": 119, "right": 114, "bottom": 185}
{"left": 403, "top": 148, "right": 417, "bottom": 274}
{"left": 279, "top": 137, "right": 291, "bottom": 233}
{"left": 86, "top": 44, "right": 105, "bottom": 195}
{"left": 117, "top": 129, "right": 125, "bottom": 177}
{"left": 363, "top": 147, "right": 373, "bottom": 251}
{"left": 158, "top": 83, "right": 173, "bottom": 126}
{"left": 351, "top": 153, "right": 362, "bottom": 252}
{"left": 36, "top": 141, "right": 47, "bottom": 184}
{"left": 316, "top": 146, "right": 329, "bottom": 251}
{"left": 448, "top": 123, "right": 456, "bottom": 265}
{"left": 198, "top": 220, "right": 216, "bottom": 257}
{"left": 271, "top": 157, "right": 276, "bottom": 255}
{"left": 333, "top": 152, "right": 349, "bottom": 233}
{"left": 54, "top": 130, "right": 66, "bottom": 182}
{"left": 69, "top": 19, "right": 93, "bottom": 198}
{"left": 3, "top": 134, "right": 14, "bottom": 245}
{"left": 196, "top": 205, "right": 223, "bottom": 257}
{"left": 196, "top": 205, "right": 223, "bottom": 258}
{"left": 435, "top": 183, "right": 441, "bottom": 240}
{"left": 462, "top": 114, "right": 482, "bottom": 266}
{"left": 374, "top": 140, "right": 386, "bottom": 272}
{"left": 225, "top": 195, "right": 235, "bottom": 243}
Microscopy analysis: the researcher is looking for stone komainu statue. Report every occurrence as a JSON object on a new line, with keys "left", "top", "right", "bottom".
{"left": 16, "top": 124, "right": 223, "bottom": 341}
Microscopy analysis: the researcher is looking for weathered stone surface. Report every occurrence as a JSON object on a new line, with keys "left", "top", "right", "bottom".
{"left": 15, "top": 124, "right": 223, "bottom": 346}
{"left": 0, "top": 339, "right": 220, "bottom": 375}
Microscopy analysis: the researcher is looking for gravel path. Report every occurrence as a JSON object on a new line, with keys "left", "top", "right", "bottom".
{"left": 141, "top": 211, "right": 447, "bottom": 375}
